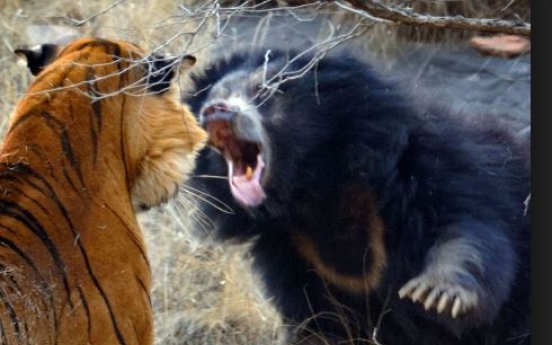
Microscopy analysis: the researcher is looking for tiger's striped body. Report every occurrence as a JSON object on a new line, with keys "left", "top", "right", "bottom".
{"left": 0, "top": 38, "right": 206, "bottom": 344}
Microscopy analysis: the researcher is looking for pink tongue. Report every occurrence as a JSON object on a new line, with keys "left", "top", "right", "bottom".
{"left": 228, "top": 155, "right": 266, "bottom": 207}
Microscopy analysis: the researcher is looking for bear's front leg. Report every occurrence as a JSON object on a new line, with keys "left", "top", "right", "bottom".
{"left": 398, "top": 221, "right": 516, "bottom": 326}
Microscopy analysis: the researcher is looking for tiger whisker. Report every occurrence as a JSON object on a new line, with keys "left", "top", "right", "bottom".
{"left": 179, "top": 184, "right": 234, "bottom": 214}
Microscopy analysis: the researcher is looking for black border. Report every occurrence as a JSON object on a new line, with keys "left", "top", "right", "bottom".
{"left": 531, "top": 0, "right": 548, "bottom": 343}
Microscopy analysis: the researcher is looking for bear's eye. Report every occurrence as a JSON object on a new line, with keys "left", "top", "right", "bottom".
{"left": 250, "top": 82, "right": 263, "bottom": 94}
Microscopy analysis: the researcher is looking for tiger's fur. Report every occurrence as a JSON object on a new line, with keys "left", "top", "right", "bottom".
{"left": 0, "top": 37, "right": 206, "bottom": 344}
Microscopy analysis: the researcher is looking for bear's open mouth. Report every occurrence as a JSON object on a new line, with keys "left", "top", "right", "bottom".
{"left": 204, "top": 117, "right": 267, "bottom": 207}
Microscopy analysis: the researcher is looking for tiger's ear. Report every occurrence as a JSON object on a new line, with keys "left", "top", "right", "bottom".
{"left": 179, "top": 54, "right": 197, "bottom": 71}
{"left": 146, "top": 54, "right": 196, "bottom": 94}
{"left": 14, "top": 44, "right": 59, "bottom": 76}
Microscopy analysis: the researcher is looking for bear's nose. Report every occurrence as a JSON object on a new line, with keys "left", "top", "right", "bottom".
{"left": 200, "top": 102, "right": 239, "bottom": 126}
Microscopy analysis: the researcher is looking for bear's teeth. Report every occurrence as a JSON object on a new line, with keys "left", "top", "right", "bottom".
{"left": 245, "top": 166, "right": 253, "bottom": 180}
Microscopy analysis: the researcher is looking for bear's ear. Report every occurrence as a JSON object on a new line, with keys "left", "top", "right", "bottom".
{"left": 145, "top": 53, "right": 196, "bottom": 94}
{"left": 14, "top": 43, "right": 59, "bottom": 76}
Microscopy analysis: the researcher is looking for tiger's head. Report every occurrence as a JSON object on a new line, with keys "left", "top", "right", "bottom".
{"left": 13, "top": 37, "right": 207, "bottom": 212}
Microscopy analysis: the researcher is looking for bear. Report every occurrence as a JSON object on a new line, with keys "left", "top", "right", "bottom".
{"left": 184, "top": 47, "right": 530, "bottom": 345}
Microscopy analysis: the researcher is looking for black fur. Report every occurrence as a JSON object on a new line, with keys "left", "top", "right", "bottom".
{"left": 185, "top": 48, "right": 530, "bottom": 345}
{"left": 146, "top": 54, "right": 196, "bottom": 94}
{"left": 15, "top": 44, "right": 58, "bottom": 76}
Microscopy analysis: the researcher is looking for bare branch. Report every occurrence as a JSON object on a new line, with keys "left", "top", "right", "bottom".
{"left": 71, "top": 0, "right": 126, "bottom": 27}
{"left": 254, "top": 21, "right": 371, "bottom": 104}
{"left": 16, "top": 0, "right": 126, "bottom": 27}
{"left": 336, "top": 0, "right": 530, "bottom": 36}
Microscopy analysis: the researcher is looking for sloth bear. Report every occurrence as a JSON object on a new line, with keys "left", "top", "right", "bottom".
{"left": 184, "top": 48, "right": 530, "bottom": 345}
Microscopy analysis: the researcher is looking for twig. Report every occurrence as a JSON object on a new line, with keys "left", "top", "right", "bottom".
{"left": 257, "top": 21, "right": 371, "bottom": 102}
{"left": 71, "top": 0, "right": 126, "bottom": 27}
{"left": 14, "top": 0, "right": 126, "bottom": 27}
{"left": 337, "top": 0, "right": 530, "bottom": 36}
{"left": 335, "top": 1, "right": 393, "bottom": 24}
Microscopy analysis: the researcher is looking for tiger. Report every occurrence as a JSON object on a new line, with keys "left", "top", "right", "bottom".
{"left": 0, "top": 37, "right": 206, "bottom": 344}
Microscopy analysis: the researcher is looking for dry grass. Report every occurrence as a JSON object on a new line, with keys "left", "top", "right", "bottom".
{"left": 139, "top": 206, "right": 282, "bottom": 345}
{"left": 0, "top": 1, "right": 529, "bottom": 344}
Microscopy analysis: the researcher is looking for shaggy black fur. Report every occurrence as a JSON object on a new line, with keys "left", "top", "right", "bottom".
{"left": 185, "top": 48, "right": 530, "bottom": 345}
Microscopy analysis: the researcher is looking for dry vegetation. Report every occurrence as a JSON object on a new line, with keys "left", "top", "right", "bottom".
{"left": 0, "top": 1, "right": 529, "bottom": 344}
